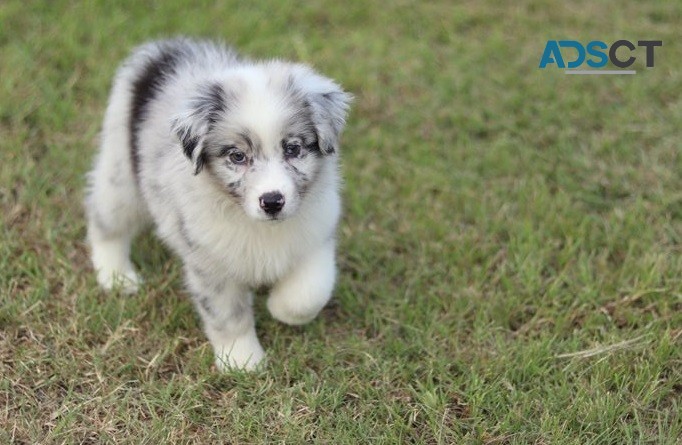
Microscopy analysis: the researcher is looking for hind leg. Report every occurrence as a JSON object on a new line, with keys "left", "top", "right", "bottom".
{"left": 85, "top": 137, "right": 148, "bottom": 293}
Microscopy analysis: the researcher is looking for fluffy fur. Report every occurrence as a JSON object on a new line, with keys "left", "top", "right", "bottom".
{"left": 85, "top": 38, "right": 351, "bottom": 371}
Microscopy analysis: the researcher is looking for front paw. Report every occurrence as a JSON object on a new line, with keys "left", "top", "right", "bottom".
{"left": 213, "top": 334, "right": 266, "bottom": 372}
{"left": 97, "top": 268, "right": 141, "bottom": 294}
{"left": 267, "top": 289, "right": 326, "bottom": 326}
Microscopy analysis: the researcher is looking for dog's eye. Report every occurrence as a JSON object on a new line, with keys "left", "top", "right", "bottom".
{"left": 283, "top": 143, "right": 301, "bottom": 159}
{"left": 229, "top": 150, "right": 247, "bottom": 164}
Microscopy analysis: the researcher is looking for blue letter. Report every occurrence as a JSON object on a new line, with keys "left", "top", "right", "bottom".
{"left": 586, "top": 41, "right": 608, "bottom": 68}
{"left": 539, "top": 41, "right": 564, "bottom": 68}
{"left": 559, "top": 40, "right": 585, "bottom": 69}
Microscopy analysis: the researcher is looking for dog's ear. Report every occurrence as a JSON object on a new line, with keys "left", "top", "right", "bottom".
{"left": 171, "top": 117, "right": 208, "bottom": 175}
{"left": 293, "top": 67, "right": 352, "bottom": 154}
{"left": 170, "top": 83, "right": 229, "bottom": 174}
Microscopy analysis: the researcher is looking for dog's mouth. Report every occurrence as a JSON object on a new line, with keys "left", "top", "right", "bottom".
{"left": 249, "top": 210, "right": 287, "bottom": 223}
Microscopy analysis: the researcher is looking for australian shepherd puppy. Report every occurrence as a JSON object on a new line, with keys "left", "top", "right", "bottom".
{"left": 85, "top": 38, "right": 351, "bottom": 371}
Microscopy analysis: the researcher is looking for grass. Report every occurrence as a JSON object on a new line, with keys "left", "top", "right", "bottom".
{"left": 1, "top": 0, "right": 680, "bottom": 443}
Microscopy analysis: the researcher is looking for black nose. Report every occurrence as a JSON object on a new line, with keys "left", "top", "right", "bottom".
{"left": 259, "top": 192, "right": 285, "bottom": 215}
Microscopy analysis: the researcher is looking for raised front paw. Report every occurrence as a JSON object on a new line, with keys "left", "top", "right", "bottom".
{"left": 267, "top": 242, "right": 336, "bottom": 326}
{"left": 267, "top": 287, "right": 329, "bottom": 326}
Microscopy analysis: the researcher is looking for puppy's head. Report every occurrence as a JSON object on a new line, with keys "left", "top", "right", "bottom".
{"left": 171, "top": 63, "right": 351, "bottom": 221}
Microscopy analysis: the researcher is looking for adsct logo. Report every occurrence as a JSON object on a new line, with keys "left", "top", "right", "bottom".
{"left": 539, "top": 40, "right": 662, "bottom": 75}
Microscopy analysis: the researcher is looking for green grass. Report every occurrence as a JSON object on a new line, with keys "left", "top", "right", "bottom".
{"left": 1, "top": 0, "right": 681, "bottom": 443}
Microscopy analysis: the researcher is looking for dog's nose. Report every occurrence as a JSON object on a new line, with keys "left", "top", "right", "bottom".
{"left": 259, "top": 192, "right": 285, "bottom": 215}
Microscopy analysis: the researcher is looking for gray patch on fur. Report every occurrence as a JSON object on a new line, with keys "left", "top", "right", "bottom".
{"left": 188, "top": 264, "right": 226, "bottom": 295}
{"left": 226, "top": 180, "right": 243, "bottom": 200}
{"left": 91, "top": 208, "right": 114, "bottom": 235}
{"left": 191, "top": 290, "right": 249, "bottom": 331}
{"left": 209, "top": 299, "right": 249, "bottom": 331}
{"left": 284, "top": 162, "right": 312, "bottom": 198}
{"left": 108, "top": 162, "right": 129, "bottom": 187}
{"left": 177, "top": 213, "right": 195, "bottom": 248}
{"left": 196, "top": 295, "right": 214, "bottom": 317}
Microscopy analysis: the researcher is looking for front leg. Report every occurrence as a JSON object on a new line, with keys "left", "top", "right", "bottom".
{"left": 185, "top": 265, "right": 265, "bottom": 371}
{"left": 267, "top": 239, "right": 337, "bottom": 326}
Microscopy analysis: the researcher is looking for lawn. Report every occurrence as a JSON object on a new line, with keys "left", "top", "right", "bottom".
{"left": 1, "top": 1, "right": 680, "bottom": 443}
